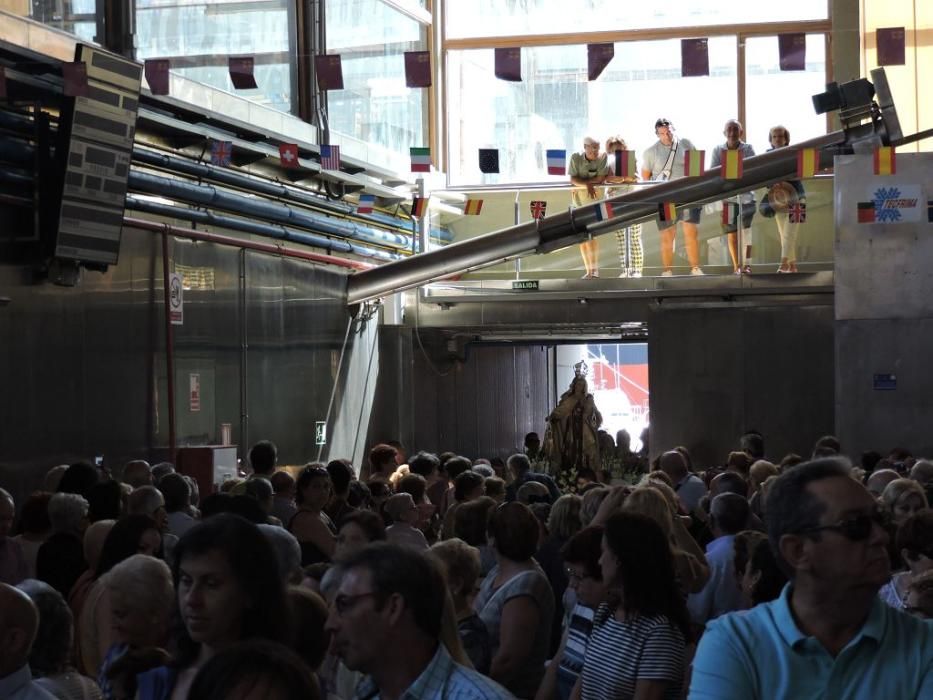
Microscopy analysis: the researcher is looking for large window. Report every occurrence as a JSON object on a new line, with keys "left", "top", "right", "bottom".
{"left": 326, "top": 0, "right": 429, "bottom": 171}
{"left": 135, "top": 0, "right": 296, "bottom": 114}
{"left": 447, "top": 37, "right": 738, "bottom": 185}
{"left": 446, "top": 0, "right": 829, "bottom": 39}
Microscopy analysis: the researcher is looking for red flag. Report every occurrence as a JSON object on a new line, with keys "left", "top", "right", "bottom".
{"left": 778, "top": 33, "right": 806, "bottom": 71}
{"left": 228, "top": 56, "right": 258, "bottom": 90}
{"left": 530, "top": 200, "right": 547, "bottom": 220}
{"left": 279, "top": 143, "right": 299, "bottom": 169}
{"left": 681, "top": 39, "right": 709, "bottom": 77}
{"left": 587, "top": 43, "right": 614, "bottom": 81}
{"left": 495, "top": 48, "right": 522, "bottom": 82}
{"left": 62, "top": 62, "right": 89, "bottom": 97}
{"left": 145, "top": 59, "right": 170, "bottom": 96}
{"left": 315, "top": 55, "right": 344, "bottom": 90}
{"left": 876, "top": 27, "right": 906, "bottom": 66}
{"left": 857, "top": 202, "right": 876, "bottom": 223}
{"left": 404, "top": 51, "right": 431, "bottom": 88}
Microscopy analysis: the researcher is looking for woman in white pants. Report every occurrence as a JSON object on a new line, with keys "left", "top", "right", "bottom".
{"left": 759, "top": 125, "right": 806, "bottom": 272}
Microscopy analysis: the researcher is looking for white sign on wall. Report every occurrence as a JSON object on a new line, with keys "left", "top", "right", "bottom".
{"left": 169, "top": 272, "right": 184, "bottom": 325}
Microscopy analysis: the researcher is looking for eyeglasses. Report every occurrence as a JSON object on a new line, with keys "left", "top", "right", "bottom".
{"left": 332, "top": 591, "right": 381, "bottom": 615}
{"left": 797, "top": 510, "right": 889, "bottom": 542}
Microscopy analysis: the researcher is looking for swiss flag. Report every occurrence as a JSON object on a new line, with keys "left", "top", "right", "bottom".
{"left": 279, "top": 143, "right": 300, "bottom": 169}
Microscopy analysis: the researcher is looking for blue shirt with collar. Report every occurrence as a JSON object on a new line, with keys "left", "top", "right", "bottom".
{"left": 689, "top": 582, "right": 933, "bottom": 699}
{"left": 353, "top": 643, "right": 515, "bottom": 700}
{"left": 0, "top": 665, "right": 57, "bottom": 700}
{"left": 687, "top": 534, "right": 745, "bottom": 626}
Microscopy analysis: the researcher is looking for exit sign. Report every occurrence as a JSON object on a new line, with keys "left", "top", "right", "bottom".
{"left": 512, "top": 280, "right": 540, "bottom": 291}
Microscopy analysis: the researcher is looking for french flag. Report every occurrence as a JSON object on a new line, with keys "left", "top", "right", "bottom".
{"left": 546, "top": 149, "right": 566, "bottom": 175}
{"left": 595, "top": 202, "right": 615, "bottom": 221}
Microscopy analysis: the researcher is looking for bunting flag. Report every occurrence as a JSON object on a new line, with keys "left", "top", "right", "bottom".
{"left": 778, "top": 33, "right": 807, "bottom": 71}
{"left": 857, "top": 201, "right": 876, "bottom": 223}
{"left": 0, "top": 67, "right": 7, "bottom": 100}
{"left": 684, "top": 150, "right": 705, "bottom": 177}
{"left": 546, "top": 149, "right": 567, "bottom": 175}
{"left": 530, "top": 200, "right": 547, "bottom": 219}
{"left": 720, "top": 150, "right": 744, "bottom": 180}
{"left": 876, "top": 27, "right": 906, "bottom": 66}
{"left": 479, "top": 148, "right": 500, "bottom": 174}
{"left": 356, "top": 194, "right": 375, "bottom": 214}
{"left": 788, "top": 202, "right": 807, "bottom": 223}
{"left": 228, "top": 56, "right": 258, "bottom": 90}
{"left": 613, "top": 150, "right": 636, "bottom": 178}
{"left": 595, "top": 202, "right": 615, "bottom": 222}
{"left": 658, "top": 202, "right": 677, "bottom": 223}
{"left": 62, "top": 62, "right": 89, "bottom": 97}
{"left": 874, "top": 147, "right": 896, "bottom": 175}
{"left": 494, "top": 48, "right": 522, "bottom": 82}
{"left": 681, "top": 38, "right": 709, "bottom": 77}
{"left": 279, "top": 143, "right": 299, "bottom": 169}
{"left": 210, "top": 140, "right": 233, "bottom": 166}
{"left": 721, "top": 202, "right": 738, "bottom": 226}
{"left": 587, "top": 43, "right": 614, "bottom": 81}
{"left": 315, "top": 54, "right": 344, "bottom": 90}
{"left": 404, "top": 51, "right": 432, "bottom": 88}
{"left": 410, "top": 147, "right": 431, "bottom": 172}
{"left": 320, "top": 144, "right": 341, "bottom": 170}
{"left": 796, "top": 148, "right": 819, "bottom": 178}
{"left": 464, "top": 199, "right": 484, "bottom": 215}
{"left": 411, "top": 196, "right": 428, "bottom": 218}
{"left": 144, "top": 59, "right": 170, "bottom": 95}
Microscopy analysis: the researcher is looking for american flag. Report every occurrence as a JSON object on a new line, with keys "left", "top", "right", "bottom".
{"left": 789, "top": 202, "right": 807, "bottom": 223}
{"left": 321, "top": 144, "right": 341, "bottom": 170}
{"left": 210, "top": 140, "right": 233, "bottom": 167}
{"left": 530, "top": 200, "right": 547, "bottom": 220}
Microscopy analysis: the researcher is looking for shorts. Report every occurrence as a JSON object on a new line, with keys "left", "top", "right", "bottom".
{"left": 722, "top": 202, "right": 756, "bottom": 234}
{"left": 658, "top": 206, "right": 701, "bottom": 228}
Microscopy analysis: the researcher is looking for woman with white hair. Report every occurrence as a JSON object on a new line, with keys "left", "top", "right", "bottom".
{"left": 97, "top": 554, "right": 173, "bottom": 699}
{"left": 37, "top": 492, "right": 90, "bottom": 598}
{"left": 16, "top": 578, "right": 104, "bottom": 699}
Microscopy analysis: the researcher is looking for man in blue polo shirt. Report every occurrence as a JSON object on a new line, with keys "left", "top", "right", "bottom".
{"left": 689, "top": 458, "right": 933, "bottom": 699}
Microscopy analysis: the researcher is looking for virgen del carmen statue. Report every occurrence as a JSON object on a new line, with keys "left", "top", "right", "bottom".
{"left": 543, "top": 360, "right": 603, "bottom": 482}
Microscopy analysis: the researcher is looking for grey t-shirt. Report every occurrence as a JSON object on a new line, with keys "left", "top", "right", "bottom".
{"left": 642, "top": 137, "right": 697, "bottom": 182}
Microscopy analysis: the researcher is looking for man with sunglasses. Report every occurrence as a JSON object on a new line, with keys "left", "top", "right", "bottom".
{"left": 689, "top": 458, "right": 933, "bottom": 699}
{"left": 325, "top": 543, "right": 513, "bottom": 699}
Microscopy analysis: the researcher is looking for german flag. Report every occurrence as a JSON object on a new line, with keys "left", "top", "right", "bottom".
{"left": 857, "top": 201, "right": 876, "bottom": 223}
{"left": 874, "top": 147, "right": 896, "bottom": 175}
{"left": 684, "top": 150, "right": 705, "bottom": 177}
{"left": 720, "top": 150, "right": 743, "bottom": 180}
{"left": 464, "top": 199, "right": 483, "bottom": 215}
{"left": 411, "top": 196, "right": 428, "bottom": 218}
{"left": 658, "top": 202, "right": 677, "bottom": 223}
{"left": 797, "top": 148, "right": 818, "bottom": 178}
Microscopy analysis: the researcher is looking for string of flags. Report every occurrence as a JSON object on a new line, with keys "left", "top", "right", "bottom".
{"left": 356, "top": 193, "right": 375, "bottom": 214}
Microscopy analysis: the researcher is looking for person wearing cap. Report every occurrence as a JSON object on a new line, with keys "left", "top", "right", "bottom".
{"left": 568, "top": 136, "right": 608, "bottom": 279}
{"left": 642, "top": 118, "right": 704, "bottom": 276}
{"left": 385, "top": 493, "right": 429, "bottom": 550}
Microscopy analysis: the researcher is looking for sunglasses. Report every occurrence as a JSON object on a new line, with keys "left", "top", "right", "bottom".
{"left": 798, "top": 510, "right": 889, "bottom": 542}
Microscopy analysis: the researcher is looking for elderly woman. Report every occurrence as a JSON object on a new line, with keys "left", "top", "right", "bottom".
{"left": 16, "top": 578, "right": 104, "bottom": 699}
{"left": 454, "top": 496, "right": 498, "bottom": 576}
{"left": 603, "top": 135, "right": 643, "bottom": 278}
{"left": 474, "top": 502, "right": 555, "bottom": 698}
{"left": 879, "top": 511, "right": 933, "bottom": 610}
{"left": 881, "top": 478, "right": 929, "bottom": 526}
{"left": 97, "top": 554, "right": 173, "bottom": 699}
{"left": 37, "top": 492, "right": 90, "bottom": 599}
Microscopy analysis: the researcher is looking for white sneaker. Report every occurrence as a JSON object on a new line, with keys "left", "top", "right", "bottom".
{"left": 690, "top": 267, "right": 705, "bottom": 276}
{"left": 661, "top": 270, "right": 673, "bottom": 277}
{"left": 631, "top": 270, "right": 642, "bottom": 278}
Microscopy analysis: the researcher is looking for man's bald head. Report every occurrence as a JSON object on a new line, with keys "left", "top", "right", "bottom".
{"left": 658, "top": 451, "right": 688, "bottom": 481}
{"left": 866, "top": 468, "right": 900, "bottom": 498}
{"left": 0, "top": 583, "right": 40, "bottom": 675}
{"left": 123, "top": 460, "right": 152, "bottom": 489}
{"left": 910, "top": 460, "right": 933, "bottom": 485}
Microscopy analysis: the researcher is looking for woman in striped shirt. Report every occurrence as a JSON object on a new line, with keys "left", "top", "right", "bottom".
{"left": 571, "top": 512, "right": 691, "bottom": 700}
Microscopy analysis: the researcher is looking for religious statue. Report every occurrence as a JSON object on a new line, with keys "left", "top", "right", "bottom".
{"left": 544, "top": 361, "right": 603, "bottom": 476}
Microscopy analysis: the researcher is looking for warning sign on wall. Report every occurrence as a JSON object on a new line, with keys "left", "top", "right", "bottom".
{"left": 170, "top": 272, "right": 184, "bottom": 325}
{"left": 190, "top": 373, "right": 201, "bottom": 412}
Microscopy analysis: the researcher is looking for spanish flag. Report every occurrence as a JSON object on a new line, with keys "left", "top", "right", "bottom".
{"left": 720, "top": 150, "right": 743, "bottom": 180}
{"left": 658, "top": 202, "right": 676, "bottom": 223}
{"left": 684, "top": 150, "right": 705, "bottom": 177}
{"left": 464, "top": 199, "right": 483, "bottom": 215}
{"left": 873, "top": 147, "right": 896, "bottom": 175}
{"left": 411, "top": 196, "right": 428, "bottom": 217}
{"left": 796, "top": 148, "right": 818, "bottom": 178}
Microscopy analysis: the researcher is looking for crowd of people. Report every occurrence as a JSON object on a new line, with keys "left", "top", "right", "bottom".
{"left": 569, "top": 117, "right": 808, "bottom": 278}
{"left": 2, "top": 431, "right": 933, "bottom": 699}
